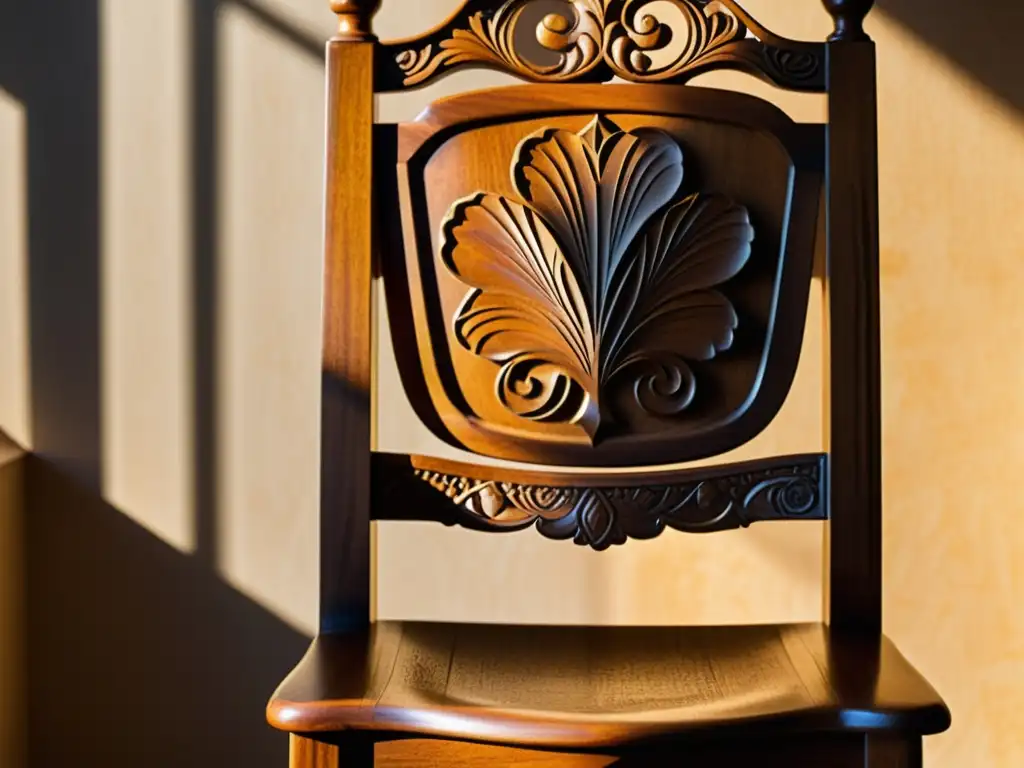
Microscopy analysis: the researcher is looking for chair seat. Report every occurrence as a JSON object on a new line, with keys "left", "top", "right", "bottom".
{"left": 267, "top": 621, "right": 949, "bottom": 750}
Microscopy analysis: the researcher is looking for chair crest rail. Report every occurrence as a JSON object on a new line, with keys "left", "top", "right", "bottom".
{"left": 374, "top": 0, "right": 825, "bottom": 92}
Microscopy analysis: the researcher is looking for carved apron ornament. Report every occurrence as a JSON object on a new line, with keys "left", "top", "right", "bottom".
{"left": 440, "top": 115, "right": 753, "bottom": 443}
{"left": 413, "top": 459, "right": 823, "bottom": 550}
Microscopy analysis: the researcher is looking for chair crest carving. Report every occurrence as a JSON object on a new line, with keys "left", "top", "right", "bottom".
{"left": 440, "top": 115, "right": 753, "bottom": 443}
{"left": 385, "top": 0, "right": 824, "bottom": 91}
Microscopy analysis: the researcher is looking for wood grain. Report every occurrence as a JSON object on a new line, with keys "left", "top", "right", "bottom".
{"left": 330, "top": 1, "right": 382, "bottom": 41}
{"left": 276, "top": 2, "right": 950, "bottom": 763}
{"left": 291, "top": 734, "right": 917, "bottom": 766}
{"left": 269, "top": 622, "right": 949, "bottom": 748}
{"left": 319, "top": 35, "right": 375, "bottom": 632}
{"left": 372, "top": 452, "right": 826, "bottom": 550}
{"left": 865, "top": 735, "right": 923, "bottom": 768}
{"left": 0, "top": 431, "right": 25, "bottom": 768}
{"left": 375, "top": 735, "right": 903, "bottom": 766}
{"left": 375, "top": 0, "right": 826, "bottom": 93}
{"left": 291, "top": 735, "right": 339, "bottom": 768}
{"left": 823, "top": 39, "right": 883, "bottom": 634}
{"left": 376, "top": 741, "right": 615, "bottom": 767}
{"left": 396, "top": 82, "right": 821, "bottom": 160}
{"left": 438, "top": 117, "right": 753, "bottom": 441}
{"left": 384, "top": 83, "right": 823, "bottom": 466}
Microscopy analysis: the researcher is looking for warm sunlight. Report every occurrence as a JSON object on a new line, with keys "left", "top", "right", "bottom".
{"left": 0, "top": 90, "right": 30, "bottom": 449}
{"left": 2, "top": 1, "right": 1023, "bottom": 765}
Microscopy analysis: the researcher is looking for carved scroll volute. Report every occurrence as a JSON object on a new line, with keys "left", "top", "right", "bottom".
{"left": 604, "top": 0, "right": 744, "bottom": 80}
{"left": 409, "top": 455, "right": 826, "bottom": 550}
{"left": 386, "top": 0, "right": 825, "bottom": 91}
{"left": 330, "top": 0, "right": 381, "bottom": 40}
{"left": 821, "top": 0, "right": 875, "bottom": 41}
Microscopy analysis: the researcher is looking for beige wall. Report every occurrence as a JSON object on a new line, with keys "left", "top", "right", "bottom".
{"left": 874, "top": 17, "right": 1024, "bottom": 765}
{"left": 0, "top": 1, "right": 1022, "bottom": 765}
{"left": 0, "top": 91, "right": 30, "bottom": 448}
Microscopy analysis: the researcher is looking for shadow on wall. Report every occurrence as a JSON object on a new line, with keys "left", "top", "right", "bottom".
{"left": 1, "top": 0, "right": 102, "bottom": 487}
{"left": 877, "top": 0, "right": 1023, "bottom": 114}
{"left": 0, "top": 1, "right": 316, "bottom": 766}
{"left": 25, "top": 456, "right": 308, "bottom": 767}
{"left": 0, "top": 0, "right": 1020, "bottom": 764}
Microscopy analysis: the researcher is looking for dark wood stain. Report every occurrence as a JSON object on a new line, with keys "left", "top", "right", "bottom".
{"left": 272, "top": 623, "right": 947, "bottom": 750}
{"left": 373, "top": 452, "right": 826, "bottom": 550}
{"left": 292, "top": 732, "right": 919, "bottom": 767}
{"left": 385, "top": 83, "right": 823, "bottom": 466}
{"left": 279, "top": 1, "right": 947, "bottom": 765}
{"left": 0, "top": 433, "right": 25, "bottom": 768}
{"left": 319, "top": 37, "right": 376, "bottom": 633}
{"left": 823, "top": 36, "right": 884, "bottom": 634}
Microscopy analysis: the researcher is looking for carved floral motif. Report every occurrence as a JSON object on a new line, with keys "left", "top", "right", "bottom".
{"left": 414, "top": 458, "right": 823, "bottom": 550}
{"left": 390, "top": 0, "right": 822, "bottom": 90}
{"left": 441, "top": 115, "right": 753, "bottom": 441}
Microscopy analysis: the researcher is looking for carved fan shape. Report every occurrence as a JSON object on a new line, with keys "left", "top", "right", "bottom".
{"left": 441, "top": 116, "right": 753, "bottom": 442}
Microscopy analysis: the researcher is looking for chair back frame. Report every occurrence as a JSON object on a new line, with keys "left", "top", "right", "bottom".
{"left": 317, "top": 0, "right": 881, "bottom": 638}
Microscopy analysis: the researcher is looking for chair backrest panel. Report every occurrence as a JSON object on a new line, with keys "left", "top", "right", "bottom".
{"left": 316, "top": 0, "right": 883, "bottom": 629}
{"left": 383, "top": 84, "right": 823, "bottom": 466}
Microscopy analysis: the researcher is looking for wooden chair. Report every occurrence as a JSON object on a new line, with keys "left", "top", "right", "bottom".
{"left": 268, "top": 1, "right": 950, "bottom": 764}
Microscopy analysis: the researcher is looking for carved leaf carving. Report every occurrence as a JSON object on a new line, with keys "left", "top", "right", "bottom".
{"left": 441, "top": 115, "right": 753, "bottom": 441}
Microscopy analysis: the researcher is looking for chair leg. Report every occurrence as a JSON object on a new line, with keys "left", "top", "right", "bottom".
{"left": 286, "top": 734, "right": 922, "bottom": 767}
{"left": 290, "top": 735, "right": 336, "bottom": 768}
{"left": 865, "top": 735, "right": 923, "bottom": 768}
{"left": 290, "top": 735, "right": 374, "bottom": 767}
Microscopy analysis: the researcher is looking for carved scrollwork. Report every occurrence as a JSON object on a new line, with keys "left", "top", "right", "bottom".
{"left": 413, "top": 455, "right": 825, "bottom": 550}
{"left": 415, "top": 469, "right": 579, "bottom": 525}
{"left": 763, "top": 46, "right": 821, "bottom": 83}
{"left": 604, "top": 0, "right": 743, "bottom": 80}
{"left": 395, "top": 1, "right": 603, "bottom": 85}
{"left": 441, "top": 115, "right": 753, "bottom": 442}
{"left": 380, "top": 0, "right": 825, "bottom": 92}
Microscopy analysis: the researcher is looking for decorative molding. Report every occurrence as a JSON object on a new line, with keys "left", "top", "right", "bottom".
{"left": 441, "top": 115, "right": 753, "bottom": 443}
{"left": 411, "top": 454, "right": 825, "bottom": 550}
{"left": 379, "top": 0, "right": 825, "bottom": 92}
{"left": 821, "top": 0, "right": 875, "bottom": 42}
{"left": 329, "top": 0, "right": 381, "bottom": 40}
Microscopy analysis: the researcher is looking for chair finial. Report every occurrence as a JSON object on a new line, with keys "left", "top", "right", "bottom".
{"left": 330, "top": 0, "right": 381, "bottom": 40}
{"left": 822, "top": 0, "right": 875, "bottom": 42}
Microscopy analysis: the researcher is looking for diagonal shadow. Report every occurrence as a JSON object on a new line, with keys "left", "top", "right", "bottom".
{"left": 189, "top": 0, "right": 321, "bottom": 574}
{"left": 877, "top": 0, "right": 1024, "bottom": 114}
{"left": 192, "top": 0, "right": 220, "bottom": 569}
{"left": 25, "top": 456, "right": 308, "bottom": 768}
{"left": 1, "top": 1, "right": 314, "bottom": 765}
{"left": 229, "top": 0, "right": 324, "bottom": 62}
{"left": 14, "top": 0, "right": 103, "bottom": 491}
{"left": 3, "top": 0, "right": 1018, "bottom": 764}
